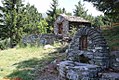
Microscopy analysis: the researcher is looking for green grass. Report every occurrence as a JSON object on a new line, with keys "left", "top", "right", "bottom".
{"left": 102, "top": 26, "right": 119, "bottom": 50}
{"left": 0, "top": 44, "right": 63, "bottom": 80}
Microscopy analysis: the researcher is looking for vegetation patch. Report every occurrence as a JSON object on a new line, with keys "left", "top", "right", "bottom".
{"left": 103, "top": 26, "right": 119, "bottom": 50}
{"left": 0, "top": 44, "right": 66, "bottom": 80}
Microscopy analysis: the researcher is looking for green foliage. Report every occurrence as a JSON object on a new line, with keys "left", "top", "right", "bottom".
{"left": 0, "top": 43, "right": 64, "bottom": 80}
{"left": 0, "top": 38, "right": 10, "bottom": 50}
{"left": 103, "top": 26, "right": 119, "bottom": 50}
{"left": 1, "top": 1, "right": 42, "bottom": 48}
{"left": 1, "top": 0, "right": 24, "bottom": 48}
{"left": 37, "top": 19, "right": 48, "bottom": 34}
{"left": 23, "top": 3, "right": 42, "bottom": 34}
{"left": 73, "top": 1, "right": 110, "bottom": 28}
{"left": 69, "top": 25, "right": 77, "bottom": 37}
{"left": 46, "top": 0, "right": 59, "bottom": 33}
{"left": 74, "top": 1, "right": 88, "bottom": 18}
{"left": 73, "top": 1, "right": 95, "bottom": 25}
{"left": 84, "top": 0, "right": 119, "bottom": 22}
{"left": 93, "top": 15, "right": 104, "bottom": 27}
{"left": 0, "top": 6, "right": 5, "bottom": 39}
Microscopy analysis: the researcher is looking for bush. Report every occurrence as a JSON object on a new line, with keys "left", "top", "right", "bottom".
{"left": 0, "top": 38, "right": 10, "bottom": 50}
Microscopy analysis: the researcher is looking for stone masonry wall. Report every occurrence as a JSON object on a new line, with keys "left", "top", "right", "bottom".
{"left": 57, "top": 26, "right": 119, "bottom": 80}
{"left": 22, "top": 34, "right": 55, "bottom": 46}
{"left": 67, "top": 26, "right": 110, "bottom": 69}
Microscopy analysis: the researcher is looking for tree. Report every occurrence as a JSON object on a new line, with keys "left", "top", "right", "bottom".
{"left": 0, "top": 6, "right": 4, "bottom": 39}
{"left": 1, "top": 0, "right": 24, "bottom": 48}
{"left": 73, "top": 1, "right": 88, "bottom": 19}
{"left": 23, "top": 3, "right": 42, "bottom": 34}
{"left": 73, "top": 1, "right": 110, "bottom": 28}
{"left": 93, "top": 15, "right": 105, "bottom": 27}
{"left": 84, "top": 0, "right": 119, "bottom": 22}
{"left": 37, "top": 19, "right": 48, "bottom": 34}
{"left": 46, "top": 0, "right": 58, "bottom": 33}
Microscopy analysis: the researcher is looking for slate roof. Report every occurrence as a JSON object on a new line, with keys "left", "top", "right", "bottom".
{"left": 59, "top": 14, "right": 90, "bottom": 23}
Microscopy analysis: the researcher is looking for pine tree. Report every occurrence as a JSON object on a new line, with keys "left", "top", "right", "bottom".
{"left": 0, "top": 6, "right": 4, "bottom": 39}
{"left": 84, "top": 0, "right": 119, "bottom": 22}
{"left": 46, "top": 0, "right": 58, "bottom": 33}
{"left": 23, "top": 3, "right": 42, "bottom": 34}
{"left": 73, "top": 1, "right": 88, "bottom": 19}
{"left": 2, "top": 0, "right": 24, "bottom": 48}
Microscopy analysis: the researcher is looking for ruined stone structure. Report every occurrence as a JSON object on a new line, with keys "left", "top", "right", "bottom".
{"left": 22, "top": 34, "right": 55, "bottom": 46}
{"left": 57, "top": 27, "right": 119, "bottom": 80}
{"left": 54, "top": 14, "right": 91, "bottom": 38}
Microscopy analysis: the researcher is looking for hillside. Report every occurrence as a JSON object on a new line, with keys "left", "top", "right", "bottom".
{"left": 0, "top": 44, "right": 66, "bottom": 80}
{"left": 102, "top": 26, "right": 119, "bottom": 50}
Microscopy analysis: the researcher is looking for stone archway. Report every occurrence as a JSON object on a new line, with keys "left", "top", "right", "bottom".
{"left": 67, "top": 26, "right": 110, "bottom": 68}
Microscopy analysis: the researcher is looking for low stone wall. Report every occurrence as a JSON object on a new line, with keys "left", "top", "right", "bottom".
{"left": 58, "top": 61, "right": 101, "bottom": 80}
{"left": 22, "top": 34, "right": 55, "bottom": 46}
{"left": 58, "top": 61, "right": 119, "bottom": 80}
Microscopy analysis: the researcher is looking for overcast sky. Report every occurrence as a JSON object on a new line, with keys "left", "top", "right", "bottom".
{"left": 0, "top": 0, "right": 103, "bottom": 16}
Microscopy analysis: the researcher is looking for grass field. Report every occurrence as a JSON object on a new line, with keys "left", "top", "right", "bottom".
{"left": 0, "top": 44, "right": 62, "bottom": 80}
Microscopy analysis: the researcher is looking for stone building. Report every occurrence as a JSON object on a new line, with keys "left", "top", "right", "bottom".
{"left": 54, "top": 14, "right": 91, "bottom": 38}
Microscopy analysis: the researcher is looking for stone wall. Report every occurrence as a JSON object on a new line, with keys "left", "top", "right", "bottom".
{"left": 54, "top": 18, "right": 69, "bottom": 38}
{"left": 57, "top": 26, "right": 119, "bottom": 80}
{"left": 110, "top": 51, "right": 119, "bottom": 71}
{"left": 67, "top": 26, "right": 109, "bottom": 69}
{"left": 22, "top": 34, "right": 55, "bottom": 46}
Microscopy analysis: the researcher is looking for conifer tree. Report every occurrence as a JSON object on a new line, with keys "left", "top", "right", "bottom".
{"left": 46, "top": 0, "right": 58, "bottom": 33}
{"left": 1, "top": 0, "right": 24, "bottom": 47}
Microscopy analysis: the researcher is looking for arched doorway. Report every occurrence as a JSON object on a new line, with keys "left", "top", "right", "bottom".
{"left": 58, "top": 23, "right": 63, "bottom": 34}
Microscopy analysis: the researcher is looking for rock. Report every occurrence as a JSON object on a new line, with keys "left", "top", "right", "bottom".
{"left": 58, "top": 61, "right": 101, "bottom": 80}
{"left": 110, "top": 51, "right": 119, "bottom": 71}
{"left": 100, "top": 72, "right": 119, "bottom": 80}
{"left": 44, "top": 45, "right": 55, "bottom": 49}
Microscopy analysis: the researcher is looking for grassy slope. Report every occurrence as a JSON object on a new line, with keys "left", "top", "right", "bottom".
{"left": 0, "top": 45, "right": 62, "bottom": 80}
{"left": 102, "top": 26, "right": 119, "bottom": 50}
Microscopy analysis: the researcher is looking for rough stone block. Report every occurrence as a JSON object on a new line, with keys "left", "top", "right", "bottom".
{"left": 100, "top": 72, "right": 119, "bottom": 80}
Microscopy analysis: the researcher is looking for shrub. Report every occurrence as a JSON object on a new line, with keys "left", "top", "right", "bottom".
{"left": 0, "top": 38, "right": 10, "bottom": 50}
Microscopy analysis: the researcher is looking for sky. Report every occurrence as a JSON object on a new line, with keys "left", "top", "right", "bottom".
{"left": 0, "top": 0, "right": 103, "bottom": 17}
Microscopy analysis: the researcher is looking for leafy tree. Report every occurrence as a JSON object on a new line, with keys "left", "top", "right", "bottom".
{"left": 84, "top": 0, "right": 119, "bottom": 22}
{"left": 46, "top": 0, "right": 58, "bottom": 33}
{"left": 37, "top": 19, "right": 48, "bottom": 34}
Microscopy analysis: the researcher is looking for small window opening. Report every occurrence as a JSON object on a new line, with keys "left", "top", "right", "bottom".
{"left": 58, "top": 23, "right": 63, "bottom": 34}
{"left": 80, "top": 35, "right": 88, "bottom": 50}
